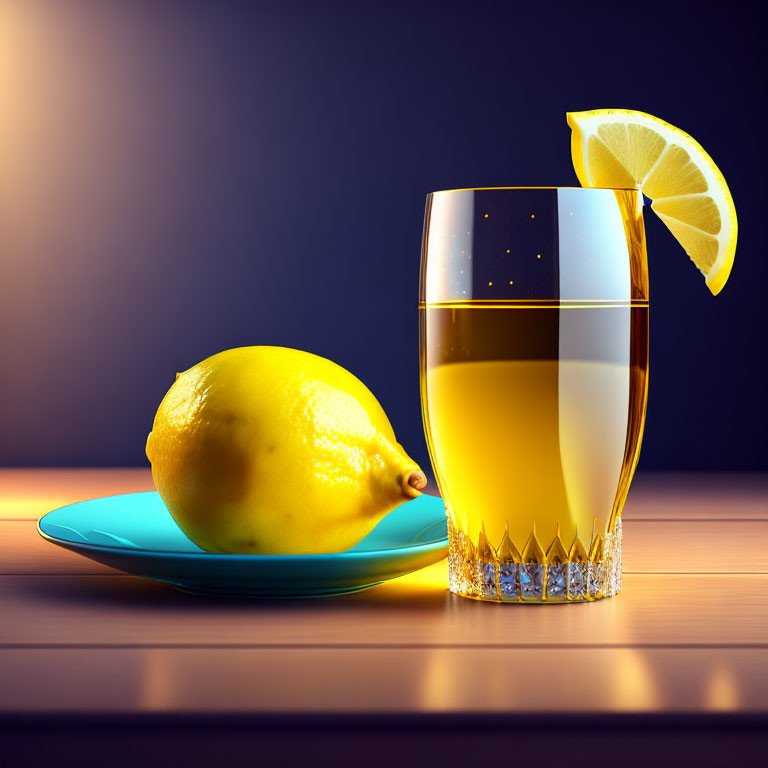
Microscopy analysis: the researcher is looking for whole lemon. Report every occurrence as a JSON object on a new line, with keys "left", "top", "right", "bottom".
{"left": 146, "top": 346, "right": 426, "bottom": 554}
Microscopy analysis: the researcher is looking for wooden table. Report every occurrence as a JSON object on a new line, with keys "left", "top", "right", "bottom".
{"left": 1, "top": 470, "right": 766, "bottom": 767}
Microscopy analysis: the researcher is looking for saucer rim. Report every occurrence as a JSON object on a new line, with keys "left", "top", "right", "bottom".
{"left": 37, "top": 491, "right": 449, "bottom": 561}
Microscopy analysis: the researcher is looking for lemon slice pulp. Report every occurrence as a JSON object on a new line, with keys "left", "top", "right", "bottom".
{"left": 567, "top": 109, "right": 737, "bottom": 295}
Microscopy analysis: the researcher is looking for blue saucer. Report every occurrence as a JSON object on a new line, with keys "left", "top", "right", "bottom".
{"left": 38, "top": 492, "right": 448, "bottom": 597}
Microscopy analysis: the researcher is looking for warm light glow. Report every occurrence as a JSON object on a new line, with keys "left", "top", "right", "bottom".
{"left": 0, "top": 1, "right": 209, "bottom": 449}
{"left": 140, "top": 649, "right": 176, "bottom": 710}
{"left": 0, "top": 468, "right": 154, "bottom": 519}
{"left": 705, "top": 663, "right": 740, "bottom": 711}
{"left": 388, "top": 560, "right": 448, "bottom": 593}
{"left": 609, "top": 649, "right": 659, "bottom": 710}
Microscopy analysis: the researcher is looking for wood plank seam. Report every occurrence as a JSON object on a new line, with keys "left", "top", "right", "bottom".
{"left": 0, "top": 643, "right": 766, "bottom": 650}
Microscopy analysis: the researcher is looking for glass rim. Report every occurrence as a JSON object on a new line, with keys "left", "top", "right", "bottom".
{"left": 428, "top": 185, "right": 639, "bottom": 194}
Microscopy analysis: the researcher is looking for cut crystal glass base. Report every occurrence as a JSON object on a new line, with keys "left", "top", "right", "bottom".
{"left": 448, "top": 518, "right": 623, "bottom": 603}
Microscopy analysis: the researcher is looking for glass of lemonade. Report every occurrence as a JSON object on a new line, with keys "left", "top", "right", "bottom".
{"left": 419, "top": 187, "right": 649, "bottom": 602}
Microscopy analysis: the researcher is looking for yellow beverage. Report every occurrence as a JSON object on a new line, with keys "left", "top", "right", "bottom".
{"left": 420, "top": 301, "right": 648, "bottom": 599}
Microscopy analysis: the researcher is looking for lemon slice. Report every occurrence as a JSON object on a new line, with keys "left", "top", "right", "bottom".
{"left": 567, "top": 109, "right": 737, "bottom": 295}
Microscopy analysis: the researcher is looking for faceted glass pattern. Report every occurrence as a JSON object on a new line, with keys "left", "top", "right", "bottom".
{"left": 520, "top": 564, "right": 544, "bottom": 599}
{"left": 498, "top": 564, "right": 518, "bottom": 600}
{"left": 480, "top": 562, "right": 497, "bottom": 599}
{"left": 447, "top": 519, "right": 622, "bottom": 603}
{"left": 546, "top": 564, "right": 567, "bottom": 599}
{"left": 568, "top": 563, "right": 587, "bottom": 600}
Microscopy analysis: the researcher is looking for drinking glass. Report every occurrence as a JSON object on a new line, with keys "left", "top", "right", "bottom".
{"left": 419, "top": 187, "right": 648, "bottom": 602}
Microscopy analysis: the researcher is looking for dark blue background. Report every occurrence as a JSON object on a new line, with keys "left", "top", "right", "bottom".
{"left": 1, "top": 0, "right": 765, "bottom": 471}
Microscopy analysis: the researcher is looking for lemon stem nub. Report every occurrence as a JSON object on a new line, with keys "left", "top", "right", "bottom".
{"left": 404, "top": 470, "right": 427, "bottom": 498}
